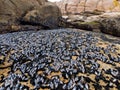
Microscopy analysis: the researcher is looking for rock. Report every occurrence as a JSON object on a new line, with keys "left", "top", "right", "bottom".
{"left": 57, "top": 0, "right": 120, "bottom": 14}
{"left": 70, "top": 21, "right": 100, "bottom": 32}
{"left": 61, "top": 14, "right": 101, "bottom": 32}
{"left": 99, "top": 16, "right": 120, "bottom": 37}
{"left": 22, "top": 3, "right": 61, "bottom": 28}
{"left": 61, "top": 12, "right": 120, "bottom": 36}
{"left": 0, "top": 0, "right": 61, "bottom": 32}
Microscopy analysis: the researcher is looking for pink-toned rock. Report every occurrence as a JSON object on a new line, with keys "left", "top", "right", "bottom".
{"left": 56, "top": 0, "right": 120, "bottom": 14}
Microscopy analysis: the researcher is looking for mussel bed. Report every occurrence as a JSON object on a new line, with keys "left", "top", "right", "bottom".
{"left": 0, "top": 29, "right": 120, "bottom": 90}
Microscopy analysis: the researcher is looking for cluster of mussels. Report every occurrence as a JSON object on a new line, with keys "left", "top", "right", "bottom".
{"left": 0, "top": 29, "right": 120, "bottom": 90}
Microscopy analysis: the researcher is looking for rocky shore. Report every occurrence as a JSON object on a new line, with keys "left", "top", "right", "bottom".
{"left": 0, "top": 29, "right": 120, "bottom": 90}
{"left": 0, "top": 0, "right": 120, "bottom": 90}
{"left": 0, "top": 0, "right": 120, "bottom": 37}
{"left": 61, "top": 12, "right": 120, "bottom": 37}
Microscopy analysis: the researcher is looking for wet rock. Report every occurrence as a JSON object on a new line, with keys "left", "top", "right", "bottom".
{"left": 99, "top": 16, "right": 120, "bottom": 37}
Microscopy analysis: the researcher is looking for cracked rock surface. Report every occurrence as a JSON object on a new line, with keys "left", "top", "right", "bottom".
{"left": 0, "top": 29, "right": 120, "bottom": 90}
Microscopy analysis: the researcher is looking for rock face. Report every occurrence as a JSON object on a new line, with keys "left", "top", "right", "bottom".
{"left": 62, "top": 12, "right": 120, "bottom": 37}
{"left": 57, "top": 0, "right": 120, "bottom": 14}
{"left": 100, "top": 16, "right": 120, "bottom": 37}
{"left": 0, "top": 0, "right": 61, "bottom": 30}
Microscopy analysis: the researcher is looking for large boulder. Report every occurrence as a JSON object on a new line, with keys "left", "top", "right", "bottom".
{"left": 0, "top": 0, "right": 61, "bottom": 31}
{"left": 99, "top": 16, "right": 120, "bottom": 37}
{"left": 61, "top": 12, "right": 120, "bottom": 37}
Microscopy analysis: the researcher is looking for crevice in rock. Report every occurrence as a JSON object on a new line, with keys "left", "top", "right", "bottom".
{"left": 9, "top": 0, "right": 17, "bottom": 8}
{"left": 19, "top": 20, "right": 50, "bottom": 29}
